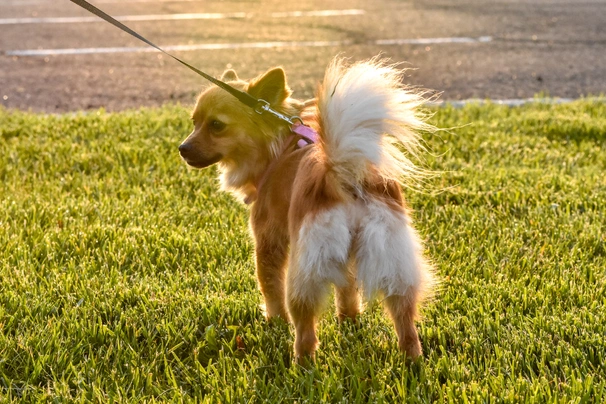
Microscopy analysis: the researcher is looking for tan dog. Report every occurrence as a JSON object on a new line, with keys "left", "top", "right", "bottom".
{"left": 179, "top": 58, "right": 435, "bottom": 360}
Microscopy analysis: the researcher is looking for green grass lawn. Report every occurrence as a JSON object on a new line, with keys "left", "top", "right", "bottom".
{"left": 0, "top": 100, "right": 605, "bottom": 402}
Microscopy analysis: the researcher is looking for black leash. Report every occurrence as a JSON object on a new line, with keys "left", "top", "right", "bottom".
{"left": 68, "top": 0, "right": 297, "bottom": 124}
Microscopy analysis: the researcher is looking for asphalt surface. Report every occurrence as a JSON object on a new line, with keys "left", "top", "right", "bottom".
{"left": 1, "top": 0, "right": 605, "bottom": 112}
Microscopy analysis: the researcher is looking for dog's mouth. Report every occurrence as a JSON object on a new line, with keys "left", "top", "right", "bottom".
{"left": 178, "top": 141, "right": 223, "bottom": 168}
{"left": 181, "top": 153, "right": 223, "bottom": 169}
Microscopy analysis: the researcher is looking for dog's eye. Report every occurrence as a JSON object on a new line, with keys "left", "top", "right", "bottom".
{"left": 209, "top": 119, "right": 226, "bottom": 134}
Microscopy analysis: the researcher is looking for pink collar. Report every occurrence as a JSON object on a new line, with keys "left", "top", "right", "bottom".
{"left": 292, "top": 122, "right": 319, "bottom": 148}
{"left": 244, "top": 123, "right": 318, "bottom": 204}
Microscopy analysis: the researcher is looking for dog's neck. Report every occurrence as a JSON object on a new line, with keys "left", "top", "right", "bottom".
{"left": 218, "top": 127, "right": 293, "bottom": 204}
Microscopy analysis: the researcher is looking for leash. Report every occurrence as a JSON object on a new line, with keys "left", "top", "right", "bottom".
{"left": 68, "top": 0, "right": 303, "bottom": 126}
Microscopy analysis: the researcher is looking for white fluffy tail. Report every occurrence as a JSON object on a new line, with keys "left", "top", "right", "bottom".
{"left": 317, "top": 58, "right": 433, "bottom": 187}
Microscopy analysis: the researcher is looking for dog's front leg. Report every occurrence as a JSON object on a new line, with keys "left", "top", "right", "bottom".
{"left": 252, "top": 230, "right": 290, "bottom": 321}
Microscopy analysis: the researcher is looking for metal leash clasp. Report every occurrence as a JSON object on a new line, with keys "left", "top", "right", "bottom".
{"left": 254, "top": 99, "right": 297, "bottom": 125}
{"left": 254, "top": 99, "right": 318, "bottom": 147}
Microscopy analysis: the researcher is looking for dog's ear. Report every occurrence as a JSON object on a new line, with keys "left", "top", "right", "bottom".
{"left": 221, "top": 69, "right": 239, "bottom": 82}
{"left": 247, "top": 67, "right": 292, "bottom": 105}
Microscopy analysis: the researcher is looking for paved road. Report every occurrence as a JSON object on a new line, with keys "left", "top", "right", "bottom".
{"left": 1, "top": 0, "right": 605, "bottom": 112}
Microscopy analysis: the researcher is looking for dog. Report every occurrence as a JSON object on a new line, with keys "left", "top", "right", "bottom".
{"left": 179, "top": 57, "right": 435, "bottom": 360}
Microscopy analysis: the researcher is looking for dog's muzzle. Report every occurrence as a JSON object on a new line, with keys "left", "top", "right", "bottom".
{"left": 178, "top": 143, "right": 222, "bottom": 168}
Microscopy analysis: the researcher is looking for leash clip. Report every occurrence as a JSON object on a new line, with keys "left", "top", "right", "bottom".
{"left": 254, "top": 99, "right": 318, "bottom": 147}
{"left": 254, "top": 99, "right": 298, "bottom": 125}
{"left": 253, "top": 99, "right": 271, "bottom": 115}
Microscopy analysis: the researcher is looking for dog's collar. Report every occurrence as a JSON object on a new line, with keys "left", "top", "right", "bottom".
{"left": 292, "top": 122, "right": 319, "bottom": 147}
{"left": 244, "top": 123, "right": 318, "bottom": 205}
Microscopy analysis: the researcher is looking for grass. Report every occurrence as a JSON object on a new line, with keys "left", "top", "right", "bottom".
{"left": 0, "top": 100, "right": 605, "bottom": 402}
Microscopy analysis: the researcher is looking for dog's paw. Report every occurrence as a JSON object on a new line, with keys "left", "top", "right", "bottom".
{"left": 266, "top": 314, "right": 290, "bottom": 328}
{"left": 337, "top": 311, "right": 360, "bottom": 324}
{"left": 400, "top": 338, "right": 423, "bottom": 361}
{"left": 294, "top": 352, "right": 316, "bottom": 368}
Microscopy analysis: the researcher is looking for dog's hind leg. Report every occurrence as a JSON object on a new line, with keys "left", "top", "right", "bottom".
{"left": 355, "top": 200, "right": 432, "bottom": 359}
{"left": 287, "top": 205, "right": 353, "bottom": 359}
{"left": 384, "top": 293, "right": 422, "bottom": 359}
{"left": 335, "top": 262, "right": 361, "bottom": 322}
{"left": 287, "top": 282, "right": 327, "bottom": 361}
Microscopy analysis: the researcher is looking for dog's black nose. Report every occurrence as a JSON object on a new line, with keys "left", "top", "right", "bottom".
{"left": 179, "top": 143, "right": 192, "bottom": 157}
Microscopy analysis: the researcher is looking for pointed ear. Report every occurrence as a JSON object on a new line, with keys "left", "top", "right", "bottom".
{"left": 220, "top": 69, "right": 239, "bottom": 82}
{"left": 247, "top": 67, "right": 291, "bottom": 105}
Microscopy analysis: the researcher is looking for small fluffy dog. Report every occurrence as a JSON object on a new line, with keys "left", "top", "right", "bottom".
{"left": 179, "top": 58, "right": 435, "bottom": 360}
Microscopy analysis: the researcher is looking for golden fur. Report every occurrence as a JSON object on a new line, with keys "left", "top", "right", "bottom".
{"left": 179, "top": 58, "right": 435, "bottom": 361}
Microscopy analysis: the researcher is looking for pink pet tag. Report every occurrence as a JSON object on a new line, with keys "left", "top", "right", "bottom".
{"left": 291, "top": 122, "right": 319, "bottom": 148}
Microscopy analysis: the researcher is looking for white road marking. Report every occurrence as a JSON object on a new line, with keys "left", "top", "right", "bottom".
{"left": 5, "top": 36, "right": 493, "bottom": 57}
{"left": 0, "top": 0, "right": 204, "bottom": 6}
{"left": 95, "top": 0, "right": 210, "bottom": 2}
{"left": 0, "top": 9, "right": 365, "bottom": 25}
{"left": 5, "top": 40, "right": 350, "bottom": 56}
{"left": 377, "top": 36, "right": 493, "bottom": 45}
{"left": 269, "top": 10, "right": 364, "bottom": 18}
{"left": 3, "top": 0, "right": 208, "bottom": 4}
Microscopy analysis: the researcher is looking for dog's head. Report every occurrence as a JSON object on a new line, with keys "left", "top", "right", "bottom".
{"left": 179, "top": 67, "right": 294, "bottom": 170}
